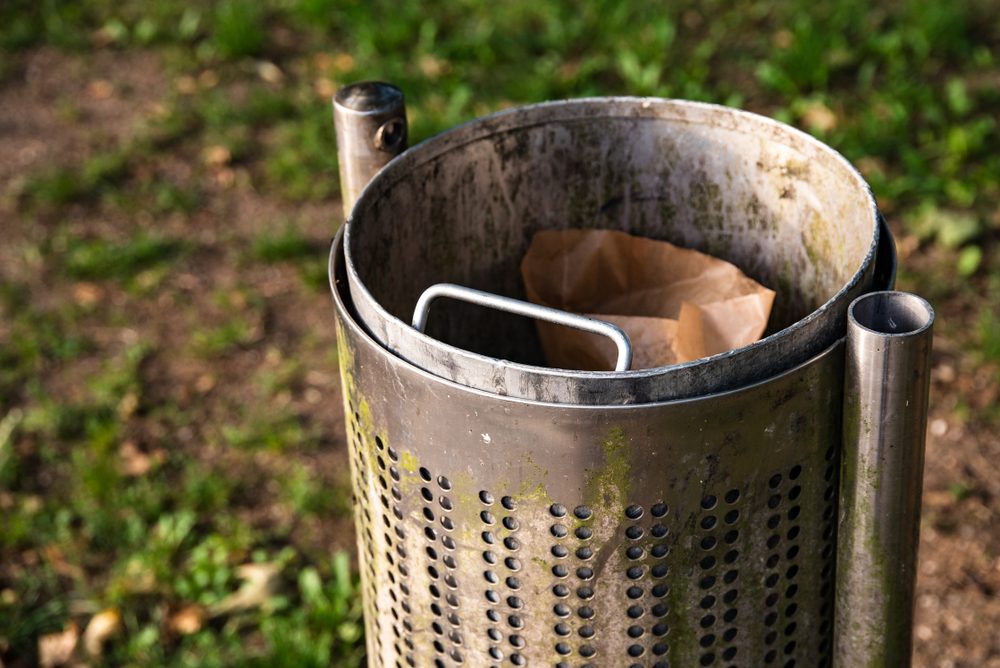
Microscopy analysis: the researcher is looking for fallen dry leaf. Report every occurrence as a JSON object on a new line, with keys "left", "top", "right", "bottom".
{"left": 169, "top": 605, "right": 205, "bottom": 635}
{"left": 86, "top": 80, "right": 114, "bottom": 100}
{"left": 203, "top": 145, "right": 231, "bottom": 168}
{"left": 194, "top": 374, "right": 216, "bottom": 394}
{"left": 72, "top": 282, "right": 103, "bottom": 307}
{"left": 801, "top": 102, "right": 838, "bottom": 133}
{"left": 119, "top": 441, "right": 152, "bottom": 476}
{"left": 256, "top": 61, "right": 284, "bottom": 85}
{"left": 82, "top": 609, "right": 121, "bottom": 657}
{"left": 332, "top": 52, "right": 354, "bottom": 72}
{"left": 42, "top": 545, "right": 83, "bottom": 581}
{"left": 313, "top": 77, "right": 336, "bottom": 99}
{"left": 209, "top": 562, "right": 283, "bottom": 617}
{"left": 175, "top": 75, "right": 197, "bottom": 95}
{"left": 38, "top": 622, "right": 78, "bottom": 668}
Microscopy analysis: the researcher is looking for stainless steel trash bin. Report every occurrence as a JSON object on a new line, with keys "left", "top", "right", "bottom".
{"left": 328, "top": 85, "right": 933, "bottom": 668}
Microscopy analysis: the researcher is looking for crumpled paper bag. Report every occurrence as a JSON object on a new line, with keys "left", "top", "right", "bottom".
{"left": 520, "top": 229, "right": 776, "bottom": 371}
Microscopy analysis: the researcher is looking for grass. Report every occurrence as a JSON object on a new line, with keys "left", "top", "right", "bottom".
{"left": 63, "top": 235, "right": 188, "bottom": 282}
{"left": 1, "top": 0, "right": 998, "bottom": 666}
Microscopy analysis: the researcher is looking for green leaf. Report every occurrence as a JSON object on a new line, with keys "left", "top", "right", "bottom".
{"left": 956, "top": 245, "right": 982, "bottom": 276}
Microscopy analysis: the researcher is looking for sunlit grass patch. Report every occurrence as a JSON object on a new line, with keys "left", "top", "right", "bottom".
{"left": 63, "top": 234, "right": 188, "bottom": 283}
{"left": 252, "top": 226, "right": 323, "bottom": 263}
{"left": 213, "top": 0, "right": 266, "bottom": 59}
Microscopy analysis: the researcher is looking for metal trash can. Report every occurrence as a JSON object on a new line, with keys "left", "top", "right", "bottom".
{"left": 328, "top": 84, "right": 934, "bottom": 668}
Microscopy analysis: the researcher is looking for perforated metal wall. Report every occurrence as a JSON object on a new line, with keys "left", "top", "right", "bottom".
{"left": 339, "top": 324, "right": 844, "bottom": 668}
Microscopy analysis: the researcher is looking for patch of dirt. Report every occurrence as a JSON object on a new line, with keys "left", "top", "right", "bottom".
{"left": 891, "top": 222, "right": 1000, "bottom": 668}
{"left": 0, "top": 47, "right": 167, "bottom": 185}
{"left": 0, "top": 47, "right": 355, "bottom": 574}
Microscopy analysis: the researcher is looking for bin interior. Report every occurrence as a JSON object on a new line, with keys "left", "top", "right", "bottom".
{"left": 348, "top": 101, "right": 877, "bottom": 367}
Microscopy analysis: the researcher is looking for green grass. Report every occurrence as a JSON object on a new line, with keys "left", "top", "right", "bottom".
{"left": 1, "top": 0, "right": 998, "bottom": 665}
{"left": 252, "top": 227, "right": 323, "bottom": 263}
{"left": 63, "top": 235, "right": 188, "bottom": 282}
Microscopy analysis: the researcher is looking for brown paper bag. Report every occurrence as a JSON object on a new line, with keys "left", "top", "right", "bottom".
{"left": 520, "top": 229, "right": 776, "bottom": 371}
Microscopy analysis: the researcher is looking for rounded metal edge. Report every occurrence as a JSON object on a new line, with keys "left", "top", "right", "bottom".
{"left": 333, "top": 81, "right": 405, "bottom": 115}
{"left": 341, "top": 97, "right": 880, "bottom": 396}
{"left": 848, "top": 291, "right": 935, "bottom": 339}
{"left": 330, "top": 231, "right": 846, "bottom": 411}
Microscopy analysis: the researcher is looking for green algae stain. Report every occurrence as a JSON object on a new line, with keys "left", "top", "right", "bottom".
{"left": 399, "top": 450, "right": 419, "bottom": 474}
{"left": 579, "top": 425, "right": 633, "bottom": 530}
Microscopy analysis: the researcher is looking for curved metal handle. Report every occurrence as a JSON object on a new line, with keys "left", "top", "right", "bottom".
{"left": 412, "top": 283, "right": 633, "bottom": 372}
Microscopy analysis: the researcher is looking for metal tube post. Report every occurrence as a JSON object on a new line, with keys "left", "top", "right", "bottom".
{"left": 836, "top": 291, "right": 934, "bottom": 667}
{"left": 333, "top": 81, "right": 408, "bottom": 217}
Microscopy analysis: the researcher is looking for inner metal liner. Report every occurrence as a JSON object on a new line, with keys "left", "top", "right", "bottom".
{"left": 344, "top": 98, "right": 888, "bottom": 404}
